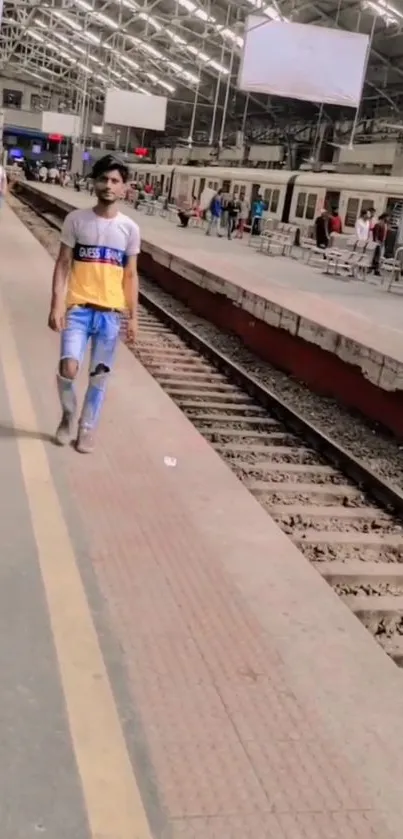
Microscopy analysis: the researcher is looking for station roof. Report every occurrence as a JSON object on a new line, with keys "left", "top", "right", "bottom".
{"left": 1, "top": 0, "right": 403, "bottom": 145}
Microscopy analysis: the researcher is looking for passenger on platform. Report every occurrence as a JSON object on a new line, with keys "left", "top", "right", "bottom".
{"left": 251, "top": 196, "right": 265, "bottom": 235}
{"left": 354, "top": 209, "right": 370, "bottom": 244}
{"left": 0, "top": 161, "right": 7, "bottom": 209}
{"left": 314, "top": 208, "right": 329, "bottom": 249}
{"left": 236, "top": 195, "right": 250, "bottom": 239}
{"left": 206, "top": 188, "right": 223, "bottom": 236}
{"left": 48, "top": 165, "right": 58, "bottom": 185}
{"left": 370, "top": 213, "right": 388, "bottom": 276}
{"left": 39, "top": 165, "right": 47, "bottom": 183}
{"left": 226, "top": 195, "right": 241, "bottom": 239}
{"left": 48, "top": 154, "right": 140, "bottom": 454}
{"left": 73, "top": 173, "right": 82, "bottom": 192}
{"left": 328, "top": 207, "right": 342, "bottom": 235}
{"left": 177, "top": 195, "right": 199, "bottom": 228}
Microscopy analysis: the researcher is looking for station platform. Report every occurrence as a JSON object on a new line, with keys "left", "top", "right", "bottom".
{"left": 5, "top": 200, "right": 403, "bottom": 838}
{"left": 14, "top": 179, "right": 403, "bottom": 437}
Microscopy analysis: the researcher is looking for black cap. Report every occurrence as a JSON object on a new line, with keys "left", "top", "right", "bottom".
{"left": 91, "top": 154, "right": 129, "bottom": 183}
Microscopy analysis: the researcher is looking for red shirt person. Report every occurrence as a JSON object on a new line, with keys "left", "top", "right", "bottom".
{"left": 371, "top": 213, "right": 389, "bottom": 276}
{"left": 328, "top": 208, "right": 343, "bottom": 235}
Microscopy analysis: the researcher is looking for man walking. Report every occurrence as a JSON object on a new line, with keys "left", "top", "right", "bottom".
{"left": 47, "top": 154, "right": 140, "bottom": 453}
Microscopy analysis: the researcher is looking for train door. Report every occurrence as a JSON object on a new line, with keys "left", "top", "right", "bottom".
{"left": 251, "top": 183, "right": 261, "bottom": 203}
{"left": 281, "top": 174, "right": 297, "bottom": 223}
{"left": 385, "top": 196, "right": 403, "bottom": 258}
{"left": 324, "top": 190, "right": 340, "bottom": 211}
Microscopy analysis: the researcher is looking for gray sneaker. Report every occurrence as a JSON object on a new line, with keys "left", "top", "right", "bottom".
{"left": 75, "top": 426, "right": 95, "bottom": 454}
{"left": 55, "top": 412, "right": 74, "bottom": 446}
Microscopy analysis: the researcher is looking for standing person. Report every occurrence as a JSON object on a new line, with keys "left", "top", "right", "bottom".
{"left": 0, "top": 162, "right": 7, "bottom": 209}
{"left": 236, "top": 194, "right": 250, "bottom": 239}
{"left": 354, "top": 209, "right": 370, "bottom": 244}
{"left": 226, "top": 194, "right": 241, "bottom": 240}
{"left": 328, "top": 207, "right": 342, "bottom": 235}
{"left": 370, "top": 213, "right": 388, "bottom": 276}
{"left": 47, "top": 154, "right": 140, "bottom": 454}
{"left": 206, "top": 188, "right": 223, "bottom": 236}
{"left": 251, "top": 195, "right": 265, "bottom": 235}
{"left": 48, "top": 164, "right": 58, "bottom": 184}
{"left": 314, "top": 208, "right": 329, "bottom": 249}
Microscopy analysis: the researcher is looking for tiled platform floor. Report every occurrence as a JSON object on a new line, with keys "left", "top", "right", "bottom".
{"left": 2, "top": 203, "right": 403, "bottom": 838}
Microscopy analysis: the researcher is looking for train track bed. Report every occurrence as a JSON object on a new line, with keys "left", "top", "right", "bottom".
{"left": 11, "top": 192, "right": 403, "bottom": 666}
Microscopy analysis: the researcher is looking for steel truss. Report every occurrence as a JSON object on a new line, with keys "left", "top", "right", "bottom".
{"left": 1, "top": 0, "right": 403, "bottom": 145}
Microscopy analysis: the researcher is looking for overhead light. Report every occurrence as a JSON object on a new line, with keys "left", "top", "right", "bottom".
{"left": 94, "top": 11, "right": 118, "bottom": 28}
{"left": 139, "top": 11, "right": 162, "bottom": 30}
{"left": 52, "top": 10, "right": 83, "bottom": 31}
{"left": 77, "top": 61, "right": 92, "bottom": 76}
{"left": 82, "top": 30, "right": 101, "bottom": 44}
{"left": 140, "top": 42, "right": 164, "bottom": 58}
{"left": 28, "top": 30, "right": 44, "bottom": 42}
{"left": 166, "top": 29, "right": 186, "bottom": 44}
{"left": 158, "top": 80, "right": 175, "bottom": 93}
{"left": 209, "top": 60, "right": 229, "bottom": 74}
{"left": 120, "top": 54, "right": 139, "bottom": 70}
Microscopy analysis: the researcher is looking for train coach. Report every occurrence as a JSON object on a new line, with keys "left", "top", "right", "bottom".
{"left": 128, "top": 163, "right": 403, "bottom": 234}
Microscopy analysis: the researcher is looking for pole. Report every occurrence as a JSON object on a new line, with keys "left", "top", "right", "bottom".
{"left": 218, "top": 35, "right": 236, "bottom": 149}
{"left": 241, "top": 94, "right": 249, "bottom": 135}
{"left": 348, "top": 13, "right": 376, "bottom": 147}
{"left": 188, "top": 78, "right": 200, "bottom": 147}
{"left": 208, "top": 4, "right": 230, "bottom": 145}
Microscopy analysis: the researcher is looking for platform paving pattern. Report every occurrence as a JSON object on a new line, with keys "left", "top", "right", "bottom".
{"left": 2, "top": 203, "right": 403, "bottom": 837}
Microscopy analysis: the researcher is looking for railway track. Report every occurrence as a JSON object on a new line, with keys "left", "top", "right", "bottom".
{"left": 11, "top": 189, "right": 403, "bottom": 667}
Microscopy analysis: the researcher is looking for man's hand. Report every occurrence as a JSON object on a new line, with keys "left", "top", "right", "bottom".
{"left": 126, "top": 315, "right": 137, "bottom": 345}
{"left": 48, "top": 304, "right": 65, "bottom": 332}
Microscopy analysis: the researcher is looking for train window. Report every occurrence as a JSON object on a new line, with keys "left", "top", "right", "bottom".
{"left": 233, "top": 184, "right": 239, "bottom": 196}
{"left": 295, "top": 192, "right": 306, "bottom": 218}
{"left": 222, "top": 180, "right": 231, "bottom": 192}
{"left": 305, "top": 193, "right": 317, "bottom": 220}
{"left": 270, "top": 189, "right": 280, "bottom": 214}
{"left": 386, "top": 196, "right": 403, "bottom": 227}
{"left": 213, "top": 181, "right": 218, "bottom": 190}
{"left": 345, "top": 197, "right": 359, "bottom": 227}
{"left": 361, "top": 198, "right": 374, "bottom": 215}
{"left": 3, "top": 88, "right": 22, "bottom": 108}
{"left": 263, "top": 188, "right": 272, "bottom": 204}
{"left": 208, "top": 181, "right": 212, "bottom": 188}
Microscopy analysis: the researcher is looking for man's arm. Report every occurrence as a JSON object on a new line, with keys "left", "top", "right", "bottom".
{"left": 48, "top": 214, "right": 76, "bottom": 331}
{"left": 123, "top": 255, "right": 139, "bottom": 343}
{"left": 124, "top": 222, "right": 141, "bottom": 343}
{"left": 48, "top": 243, "right": 73, "bottom": 332}
{"left": 123, "top": 255, "right": 138, "bottom": 314}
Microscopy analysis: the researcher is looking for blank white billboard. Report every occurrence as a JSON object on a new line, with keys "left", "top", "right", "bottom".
{"left": 41, "top": 112, "right": 81, "bottom": 137}
{"left": 104, "top": 89, "right": 167, "bottom": 131}
{"left": 238, "top": 17, "right": 369, "bottom": 108}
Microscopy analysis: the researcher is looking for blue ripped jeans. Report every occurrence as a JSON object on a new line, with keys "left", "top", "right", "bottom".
{"left": 58, "top": 306, "right": 121, "bottom": 430}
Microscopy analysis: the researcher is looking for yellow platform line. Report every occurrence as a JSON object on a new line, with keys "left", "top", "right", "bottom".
{"left": 0, "top": 295, "right": 153, "bottom": 838}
